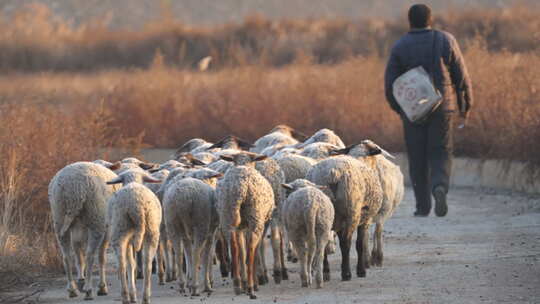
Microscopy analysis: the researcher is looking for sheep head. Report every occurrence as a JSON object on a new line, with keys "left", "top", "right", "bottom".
{"left": 208, "top": 135, "right": 254, "bottom": 151}
{"left": 270, "top": 124, "right": 307, "bottom": 141}
{"left": 106, "top": 168, "right": 162, "bottom": 186}
{"left": 219, "top": 152, "right": 267, "bottom": 166}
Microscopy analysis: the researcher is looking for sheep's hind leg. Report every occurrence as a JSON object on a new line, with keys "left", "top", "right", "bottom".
{"left": 246, "top": 230, "right": 263, "bottom": 299}
{"left": 371, "top": 222, "right": 384, "bottom": 267}
{"left": 82, "top": 230, "right": 104, "bottom": 300}
{"left": 126, "top": 243, "right": 138, "bottom": 303}
{"left": 97, "top": 236, "right": 109, "bottom": 296}
{"left": 338, "top": 229, "right": 352, "bottom": 281}
{"left": 355, "top": 224, "right": 369, "bottom": 277}
{"left": 57, "top": 231, "right": 79, "bottom": 298}
{"left": 142, "top": 238, "right": 159, "bottom": 304}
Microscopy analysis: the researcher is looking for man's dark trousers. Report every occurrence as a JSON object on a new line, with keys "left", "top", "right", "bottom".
{"left": 402, "top": 107, "right": 453, "bottom": 214}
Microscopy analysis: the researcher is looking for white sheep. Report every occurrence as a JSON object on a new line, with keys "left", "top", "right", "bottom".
{"left": 173, "top": 138, "right": 214, "bottom": 158}
{"left": 276, "top": 154, "right": 318, "bottom": 183}
{"left": 306, "top": 155, "right": 383, "bottom": 280}
{"left": 251, "top": 125, "right": 306, "bottom": 153}
{"left": 162, "top": 169, "right": 222, "bottom": 296}
{"left": 254, "top": 157, "right": 288, "bottom": 284}
{"left": 144, "top": 169, "right": 176, "bottom": 285}
{"left": 330, "top": 140, "right": 404, "bottom": 267}
{"left": 216, "top": 152, "right": 275, "bottom": 299}
{"left": 106, "top": 169, "right": 162, "bottom": 304}
{"left": 281, "top": 179, "right": 335, "bottom": 288}
{"left": 300, "top": 142, "right": 341, "bottom": 161}
{"left": 48, "top": 161, "right": 120, "bottom": 299}
{"left": 298, "top": 128, "right": 346, "bottom": 149}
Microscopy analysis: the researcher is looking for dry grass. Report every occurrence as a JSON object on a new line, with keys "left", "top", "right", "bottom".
{"left": 0, "top": 101, "right": 142, "bottom": 286}
{"left": 0, "top": 4, "right": 538, "bottom": 72}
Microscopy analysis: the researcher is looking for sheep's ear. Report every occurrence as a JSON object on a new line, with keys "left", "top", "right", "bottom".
{"left": 183, "top": 153, "right": 207, "bottom": 166}
{"left": 316, "top": 185, "right": 328, "bottom": 191}
{"left": 106, "top": 176, "right": 123, "bottom": 185}
{"left": 291, "top": 129, "right": 307, "bottom": 141}
{"left": 108, "top": 161, "right": 122, "bottom": 171}
{"left": 139, "top": 162, "right": 158, "bottom": 170}
{"left": 363, "top": 143, "right": 382, "bottom": 156}
{"left": 209, "top": 172, "right": 223, "bottom": 179}
{"left": 281, "top": 183, "right": 294, "bottom": 190}
{"left": 329, "top": 145, "right": 354, "bottom": 156}
{"left": 208, "top": 136, "right": 228, "bottom": 149}
{"left": 143, "top": 175, "right": 162, "bottom": 183}
{"left": 234, "top": 136, "right": 255, "bottom": 150}
{"left": 251, "top": 154, "right": 267, "bottom": 162}
{"left": 220, "top": 155, "right": 234, "bottom": 162}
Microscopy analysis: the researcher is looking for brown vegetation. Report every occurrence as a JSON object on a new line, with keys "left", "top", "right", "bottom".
{"left": 0, "top": 4, "right": 539, "bottom": 285}
{"left": 0, "top": 4, "right": 538, "bottom": 72}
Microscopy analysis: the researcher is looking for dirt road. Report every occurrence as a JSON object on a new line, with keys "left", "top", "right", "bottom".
{"left": 31, "top": 187, "right": 540, "bottom": 303}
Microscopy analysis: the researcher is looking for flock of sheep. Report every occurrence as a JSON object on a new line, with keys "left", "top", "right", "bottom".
{"left": 48, "top": 125, "right": 404, "bottom": 304}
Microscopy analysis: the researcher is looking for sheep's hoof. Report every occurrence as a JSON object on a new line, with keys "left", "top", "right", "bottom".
{"left": 203, "top": 287, "right": 213, "bottom": 294}
{"left": 258, "top": 274, "right": 269, "bottom": 285}
{"left": 142, "top": 298, "right": 150, "bottom": 304}
{"left": 281, "top": 268, "right": 289, "bottom": 280}
{"left": 83, "top": 289, "right": 94, "bottom": 300}
{"left": 273, "top": 270, "right": 282, "bottom": 284}
{"left": 248, "top": 288, "right": 257, "bottom": 299}
{"left": 97, "top": 284, "right": 108, "bottom": 296}
{"left": 371, "top": 252, "right": 383, "bottom": 267}
{"left": 356, "top": 266, "right": 366, "bottom": 278}
{"left": 323, "top": 271, "right": 331, "bottom": 282}
{"left": 77, "top": 279, "right": 85, "bottom": 292}
{"left": 341, "top": 271, "right": 352, "bottom": 281}
{"left": 68, "top": 288, "right": 79, "bottom": 298}
{"left": 234, "top": 286, "right": 243, "bottom": 295}
{"left": 301, "top": 282, "right": 309, "bottom": 288}
{"left": 136, "top": 270, "right": 143, "bottom": 279}
{"left": 165, "top": 273, "right": 173, "bottom": 282}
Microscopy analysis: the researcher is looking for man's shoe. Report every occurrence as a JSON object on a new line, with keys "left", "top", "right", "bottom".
{"left": 433, "top": 186, "right": 448, "bottom": 217}
{"left": 413, "top": 211, "right": 429, "bottom": 217}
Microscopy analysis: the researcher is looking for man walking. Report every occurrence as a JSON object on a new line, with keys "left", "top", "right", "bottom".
{"left": 384, "top": 4, "right": 473, "bottom": 217}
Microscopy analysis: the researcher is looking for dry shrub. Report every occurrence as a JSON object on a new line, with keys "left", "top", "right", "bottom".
{"left": 0, "top": 4, "right": 538, "bottom": 72}
{"left": 0, "top": 100, "right": 141, "bottom": 283}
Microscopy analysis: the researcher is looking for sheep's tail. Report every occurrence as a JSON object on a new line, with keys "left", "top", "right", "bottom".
{"left": 128, "top": 205, "right": 146, "bottom": 252}
{"left": 59, "top": 215, "right": 76, "bottom": 238}
{"left": 304, "top": 202, "right": 318, "bottom": 249}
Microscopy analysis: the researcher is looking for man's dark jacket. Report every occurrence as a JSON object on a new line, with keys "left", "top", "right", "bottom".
{"left": 384, "top": 29, "right": 473, "bottom": 114}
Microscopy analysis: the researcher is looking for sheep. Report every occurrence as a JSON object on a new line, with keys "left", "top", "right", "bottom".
{"left": 306, "top": 155, "right": 383, "bottom": 280}
{"left": 281, "top": 179, "right": 335, "bottom": 288}
{"left": 329, "top": 140, "right": 404, "bottom": 267}
{"left": 254, "top": 157, "right": 288, "bottom": 284}
{"left": 48, "top": 161, "right": 121, "bottom": 299}
{"left": 298, "top": 128, "right": 346, "bottom": 149}
{"left": 106, "top": 169, "right": 163, "bottom": 304}
{"left": 143, "top": 169, "right": 176, "bottom": 285}
{"left": 173, "top": 138, "right": 213, "bottom": 158}
{"left": 276, "top": 154, "right": 318, "bottom": 183}
{"left": 300, "top": 142, "right": 341, "bottom": 161}
{"left": 216, "top": 152, "right": 275, "bottom": 299}
{"left": 162, "top": 169, "right": 222, "bottom": 296}
{"left": 209, "top": 136, "right": 290, "bottom": 284}
{"left": 251, "top": 125, "right": 306, "bottom": 153}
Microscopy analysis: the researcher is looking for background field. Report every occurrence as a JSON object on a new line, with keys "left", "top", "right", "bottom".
{"left": 0, "top": 1, "right": 539, "bottom": 291}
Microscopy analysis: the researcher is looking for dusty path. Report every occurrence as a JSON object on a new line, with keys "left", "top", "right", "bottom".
{"left": 34, "top": 187, "right": 540, "bottom": 303}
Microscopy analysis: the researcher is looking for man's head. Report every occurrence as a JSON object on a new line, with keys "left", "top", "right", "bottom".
{"left": 408, "top": 4, "right": 432, "bottom": 29}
